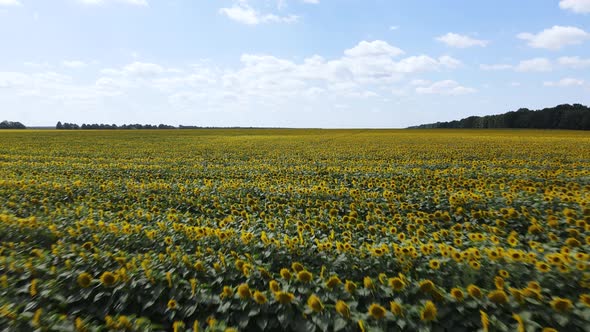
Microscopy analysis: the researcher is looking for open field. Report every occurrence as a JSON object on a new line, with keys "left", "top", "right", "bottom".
{"left": 1, "top": 129, "right": 589, "bottom": 331}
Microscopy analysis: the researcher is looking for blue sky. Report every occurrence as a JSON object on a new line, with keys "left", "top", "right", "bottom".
{"left": 1, "top": 0, "right": 589, "bottom": 128}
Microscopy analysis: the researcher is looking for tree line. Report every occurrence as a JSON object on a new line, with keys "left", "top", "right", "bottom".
{"left": 0, "top": 121, "right": 26, "bottom": 129}
{"left": 56, "top": 122, "right": 176, "bottom": 130}
{"left": 409, "top": 104, "right": 590, "bottom": 130}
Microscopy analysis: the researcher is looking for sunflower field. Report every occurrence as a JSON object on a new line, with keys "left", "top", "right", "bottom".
{"left": 0, "top": 129, "right": 589, "bottom": 332}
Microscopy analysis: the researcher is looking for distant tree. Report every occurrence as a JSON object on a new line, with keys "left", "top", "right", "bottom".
{"left": 409, "top": 104, "right": 590, "bottom": 130}
{"left": 0, "top": 121, "right": 26, "bottom": 129}
{"left": 56, "top": 121, "right": 63, "bottom": 129}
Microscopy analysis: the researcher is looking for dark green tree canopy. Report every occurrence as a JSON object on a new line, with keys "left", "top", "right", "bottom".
{"left": 410, "top": 104, "right": 590, "bottom": 130}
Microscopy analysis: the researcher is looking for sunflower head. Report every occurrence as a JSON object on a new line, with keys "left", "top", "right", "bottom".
{"left": 488, "top": 290, "right": 509, "bottom": 304}
{"left": 450, "top": 288, "right": 464, "bottom": 302}
{"left": 297, "top": 270, "right": 313, "bottom": 283}
{"left": 336, "top": 300, "right": 351, "bottom": 319}
{"left": 237, "top": 283, "right": 251, "bottom": 299}
{"left": 550, "top": 297, "right": 573, "bottom": 312}
{"left": 419, "top": 279, "right": 435, "bottom": 293}
{"left": 345, "top": 280, "right": 357, "bottom": 293}
{"left": 307, "top": 294, "right": 323, "bottom": 312}
{"left": 77, "top": 272, "right": 93, "bottom": 288}
{"left": 420, "top": 301, "right": 437, "bottom": 321}
{"left": 275, "top": 291, "right": 294, "bottom": 304}
{"left": 326, "top": 276, "right": 342, "bottom": 289}
{"left": 100, "top": 272, "right": 118, "bottom": 287}
{"left": 253, "top": 291, "right": 267, "bottom": 304}
{"left": 429, "top": 259, "right": 440, "bottom": 270}
{"left": 389, "top": 277, "right": 405, "bottom": 291}
{"left": 467, "top": 284, "right": 482, "bottom": 298}
{"left": 389, "top": 301, "right": 403, "bottom": 316}
{"left": 280, "top": 268, "right": 292, "bottom": 280}
{"left": 368, "top": 303, "right": 387, "bottom": 319}
{"left": 480, "top": 310, "right": 489, "bottom": 332}
{"left": 269, "top": 280, "right": 280, "bottom": 293}
{"left": 167, "top": 299, "right": 178, "bottom": 310}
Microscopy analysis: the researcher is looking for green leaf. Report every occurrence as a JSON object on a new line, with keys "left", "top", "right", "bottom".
{"left": 334, "top": 317, "right": 348, "bottom": 331}
{"left": 256, "top": 316, "right": 268, "bottom": 330}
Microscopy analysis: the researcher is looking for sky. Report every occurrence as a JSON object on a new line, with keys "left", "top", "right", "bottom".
{"left": 0, "top": 0, "right": 589, "bottom": 128}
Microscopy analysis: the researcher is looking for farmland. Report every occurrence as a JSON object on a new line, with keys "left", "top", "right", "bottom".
{"left": 0, "top": 129, "right": 589, "bottom": 331}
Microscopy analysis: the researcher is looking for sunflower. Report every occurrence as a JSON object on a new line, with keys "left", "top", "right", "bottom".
{"left": 335, "top": 300, "right": 351, "bottom": 319}
{"left": 488, "top": 290, "right": 508, "bottom": 304}
{"left": 172, "top": 321, "right": 184, "bottom": 332}
{"left": 32, "top": 309, "right": 42, "bottom": 328}
{"left": 363, "top": 277, "right": 375, "bottom": 290}
{"left": 368, "top": 303, "right": 386, "bottom": 319}
{"left": 420, "top": 301, "right": 437, "bottom": 321}
{"left": 167, "top": 299, "right": 178, "bottom": 310}
{"left": 100, "top": 272, "right": 117, "bottom": 287}
{"left": 345, "top": 280, "right": 357, "bottom": 293}
{"left": 388, "top": 277, "right": 405, "bottom": 291}
{"left": 419, "top": 280, "right": 435, "bottom": 293}
{"left": 307, "top": 294, "right": 323, "bottom": 312}
{"left": 580, "top": 294, "right": 590, "bottom": 307}
{"left": 536, "top": 262, "right": 551, "bottom": 273}
{"left": 322, "top": 275, "right": 341, "bottom": 289}
{"left": 494, "top": 276, "right": 505, "bottom": 290}
{"left": 268, "top": 280, "right": 281, "bottom": 293}
{"left": 291, "top": 262, "right": 304, "bottom": 272}
{"left": 550, "top": 297, "right": 573, "bottom": 312}
{"left": 280, "top": 268, "right": 292, "bottom": 280}
{"left": 221, "top": 286, "right": 233, "bottom": 299}
{"left": 498, "top": 269, "right": 509, "bottom": 278}
{"left": 480, "top": 310, "right": 489, "bottom": 332}
{"left": 513, "top": 313, "right": 525, "bottom": 332}
{"left": 542, "top": 328, "right": 558, "bottom": 332}
{"left": 527, "top": 281, "right": 541, "bottom": 291}
{"left": 275, "top": 291, "right": 294, "bottom": 304}
{"left": 297, "top": 270, "right": 313, "bottom": 283}
{"left": 509, "top": 287, "right": 524, "bottom": 303}
{"left": 237, "top": 283, "right": 251, "bottom": 299}
{"left": 429, "top": 259, "right": 440, "bottom": 270}
{"left": 389, "top": 301, "right": 403, "bottom": 316}
{"left": 253, "top": 291, "right": 267, "bottom": 304}
{"left": 450, "top": 288, "right": 464, "bottom": 302}
{"left": 467, "top": 284, "right": 482, "bottom": 298}
{"left": 77, "top": 272, "right": 92, "bottom": 288}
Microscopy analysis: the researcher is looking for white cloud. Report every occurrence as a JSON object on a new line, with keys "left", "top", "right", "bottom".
{"left": 517, "top": 25, "right": 589, "bottom": 50}
{"left": 392, "top": 55, "right": 460, "bottom": 73}
{"left": 480, "top": 64, "right": 512, "bottom": 70}
{"left": 344, "top": 40, "right": 404, "bottom": 58}
{"left": 389, "top": 26, "right": 399, "bottom": 31}
{"left": 0, "top": 0, "right": 21, "bottom": 6}
{"left": 436, "top": 33, "right": 488, "bottom": 48}
{"left": 0, "top": 72, "right": 28, "bottom": 88}
{"left": 415, "top": 80, "right": 476, "bottom": 95}
{"left": 410, "top": 79, "right": 431, "bottom": 86}
{"left": 62, "top": 60, "right": 87, "bottom": 69}
{"left": 1, "top": 40, "right": 465, "bottom": 127}
{"left": 219, "top": 2, "right": 298, "bottom": 25}
{"left": 122, "top": 62, "right": 164, "bottom": 76}
{"left": 438, "top": 55, "right": 461, "bottom": 68}
{"left": 559, "top": 0, "right": 590, "bottom": 13}
{"left": 558, "top": 56, "right": 590, "bottom": 68}
{"left": 77, "top": 0, "right": 148, "bottom": 5}
{"left": 515, "top": 58, "right": 552, "bottom": 72}
{"left": 543, "top": 77, "right": 585, "bottom": 87}
{"left": 302, "top": 0, "right": 319, "bottom": 3}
